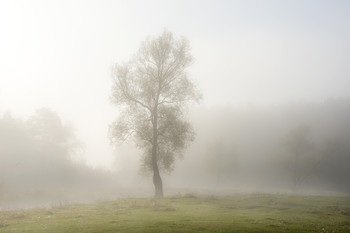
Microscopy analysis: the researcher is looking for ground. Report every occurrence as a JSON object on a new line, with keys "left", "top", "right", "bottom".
{"left": 1, "top": 193, "right": 350, "bottom": 232}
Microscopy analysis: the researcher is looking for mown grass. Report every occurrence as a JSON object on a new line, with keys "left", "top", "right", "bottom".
{"left": 1, "top": 193, "right": 350, "bottom": 232}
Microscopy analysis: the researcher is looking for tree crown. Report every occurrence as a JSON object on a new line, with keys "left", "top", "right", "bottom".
{"left": 110, "top": 31, "right": 201, "bottom": 173}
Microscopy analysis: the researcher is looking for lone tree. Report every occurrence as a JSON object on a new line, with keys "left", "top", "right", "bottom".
{"left": 109, "top": 31, "right": 201, "bottom": 197}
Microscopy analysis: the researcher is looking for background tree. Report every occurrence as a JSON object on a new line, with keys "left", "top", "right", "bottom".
{"left": 109, "top": 31, "right": 201, "bottom": 197}
{"left": 0, "top": 109, "right": 80, "bottom": 191}
{"left": 27, "top": 108, "right": 73, "bottom": 144}
{"left": 284, "top": 124, "right": 315, "bottom": 191}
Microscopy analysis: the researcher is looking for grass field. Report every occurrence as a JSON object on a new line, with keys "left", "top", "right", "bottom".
{"left": 1, "top": 193, "right": 350, "bottom": 232}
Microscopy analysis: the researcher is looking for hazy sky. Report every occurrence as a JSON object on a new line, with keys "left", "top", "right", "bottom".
{"left": 1, "top": 0, "right": 349, "bottom": 168}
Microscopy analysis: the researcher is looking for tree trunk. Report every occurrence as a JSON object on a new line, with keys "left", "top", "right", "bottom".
{"left": 153, "top": 161, "right": 163, "bottom": 198}
{"left": 152, "top": 108, "right": 163, "bottom": 198}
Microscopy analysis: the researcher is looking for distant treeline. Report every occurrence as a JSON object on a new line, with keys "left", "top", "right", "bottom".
{"left": 1, "top": 99, "right": 350, "bottom": 197}
{"left": 169, "top": 98, "right": 350, "bottom": 194}
{"left": 0, "top": 108, "right": 113, "bottom": 194}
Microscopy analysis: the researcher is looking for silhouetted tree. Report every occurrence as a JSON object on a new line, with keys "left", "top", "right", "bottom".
{"left": 109, "top": 31, "right": 201, "bottom": 197}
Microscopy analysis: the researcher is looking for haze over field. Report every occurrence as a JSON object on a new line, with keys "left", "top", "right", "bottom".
{"left": 0, "top": 0, "right": 350, "bottom": 206}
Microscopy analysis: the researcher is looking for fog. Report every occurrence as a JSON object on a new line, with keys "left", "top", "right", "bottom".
{"left": 1, "top": 0, "right": 350, "bottom": 208}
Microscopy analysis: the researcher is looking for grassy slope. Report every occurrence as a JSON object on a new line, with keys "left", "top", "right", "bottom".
{"left": 1, "top": 194, "right": 350, "bottom": 232}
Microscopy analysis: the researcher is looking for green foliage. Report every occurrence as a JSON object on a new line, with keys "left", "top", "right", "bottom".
{"left": 1, "top": 194, "right": 350, "bottom": 232}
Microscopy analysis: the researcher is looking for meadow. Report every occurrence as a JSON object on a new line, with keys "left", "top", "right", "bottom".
{"left": 0, "top": 193, "right": 350, "bottom": 232}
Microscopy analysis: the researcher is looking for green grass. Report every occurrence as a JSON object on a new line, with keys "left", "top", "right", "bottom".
{"left": 1, "top": 194, "right": 350, "bottom": 232}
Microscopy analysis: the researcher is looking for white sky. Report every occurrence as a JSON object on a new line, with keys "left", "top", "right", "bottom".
{"left": 1, "top": 0, "right": 349, "bottom": 168}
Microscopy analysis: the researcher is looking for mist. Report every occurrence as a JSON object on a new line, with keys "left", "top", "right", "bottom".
{"left": 1, "top": 0, "right": 350, "bottom": 210}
